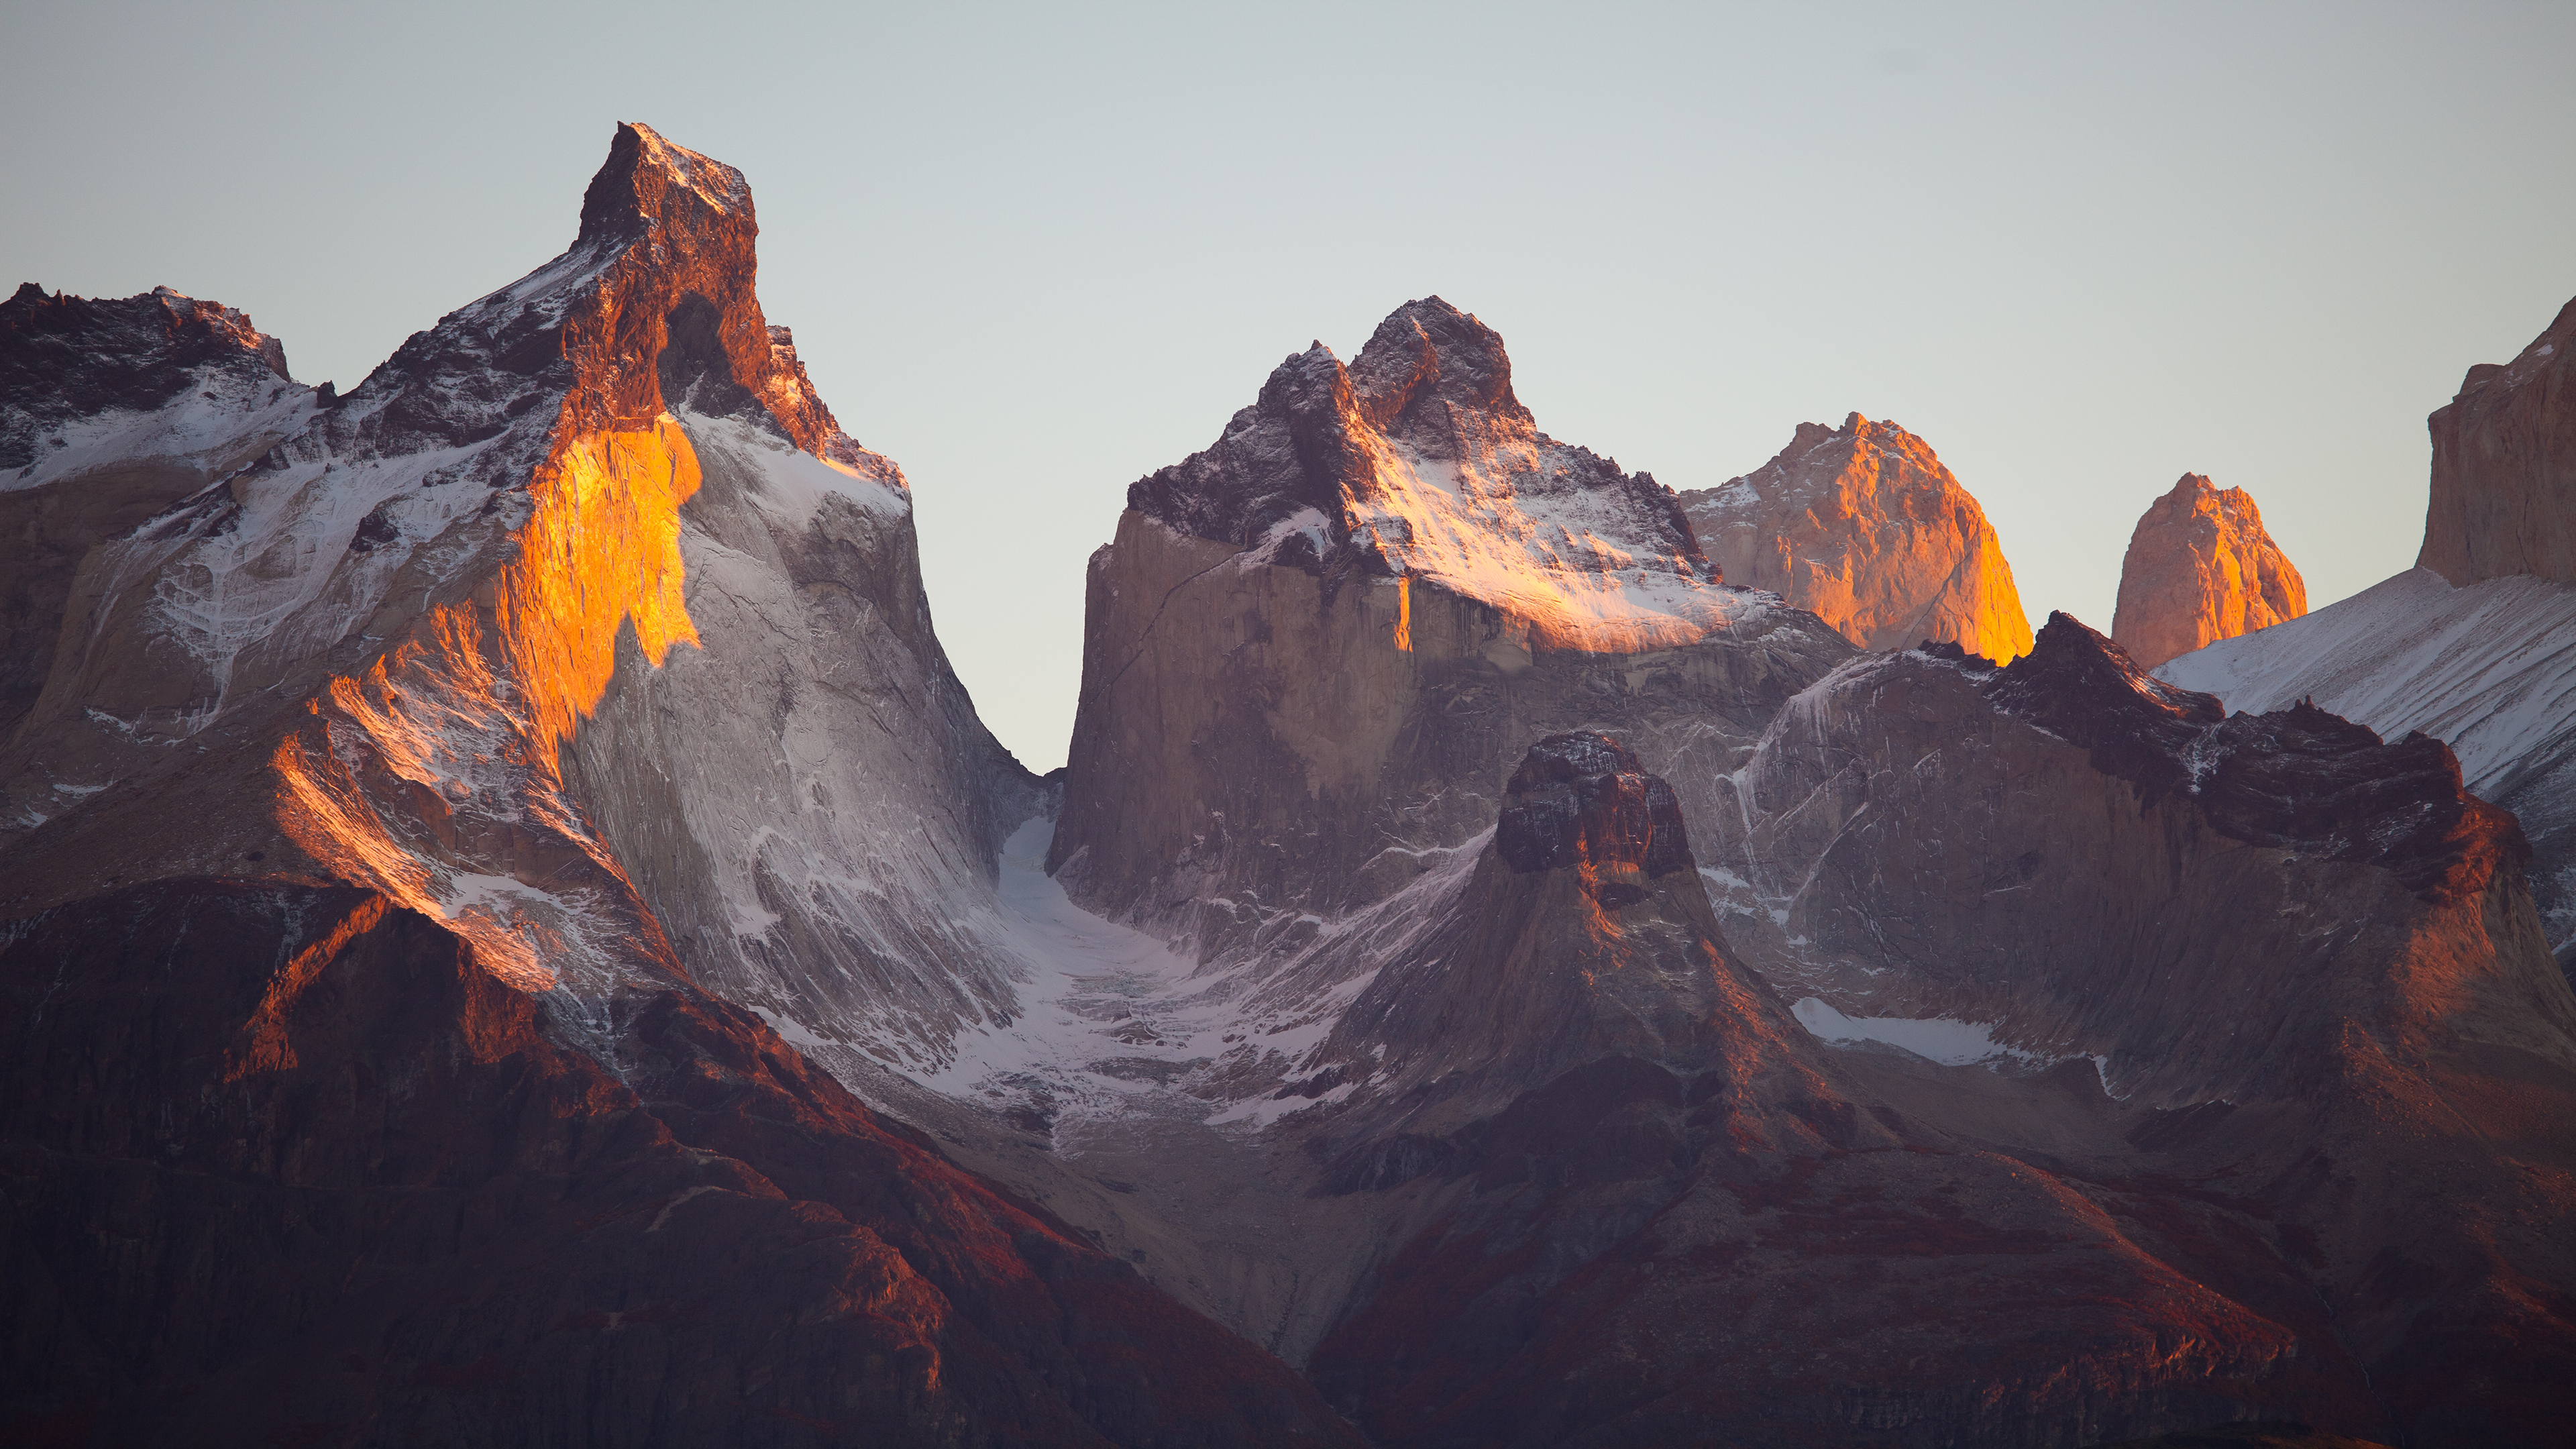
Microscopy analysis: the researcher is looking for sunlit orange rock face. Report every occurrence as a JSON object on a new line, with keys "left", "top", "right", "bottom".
{"left": 2112, "top": 472, "right": 2308, "bottom": 669}
{"left": 2421, "top": 294, "right": 2576, "bottom": 586}
{"left": 1677, "top": 412, "right": 2035, "bottom": 662}
{"left": 0, "top": 124, "right": 1353, "bottom": 1446}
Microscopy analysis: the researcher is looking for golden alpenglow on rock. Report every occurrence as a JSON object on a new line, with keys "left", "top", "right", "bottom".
{"left": 1676, "top": 413, "right": 2035, "bottom": 663}
{"left": 2112, "top": 472, "right": 2308, "bottom": 669}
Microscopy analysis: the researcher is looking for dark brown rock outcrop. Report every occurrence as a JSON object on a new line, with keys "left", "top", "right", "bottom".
{"left": 2112, "top": 474, "right": 2307, "bottom": 669}
{"left": 1317, "top": 733, "right": 1790, "bottom": 1108}
{"left": 1, "top": 282, "right": 290, "bottom": 470}
{"left": 1, "top": 285, "right": 316, "bottom": 755}
{"left": 2420, "top": 294, "right": 2576, "bottom": 586}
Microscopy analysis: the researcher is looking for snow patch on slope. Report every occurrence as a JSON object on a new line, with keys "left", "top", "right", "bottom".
{"left": 902, "top": 818, "right": 1445, "bottom": 1144}
{"left": 1349, "top": 437, "right": 1758, "bottom": 651}
{"left": 678, "top": 408, "right": 906, "bottom": 524}
{"left": 2157, "top": 568, "right": 2576, "bottom": 798}
{"left": 6, "top": 371, "right": 313, "bottom": 494}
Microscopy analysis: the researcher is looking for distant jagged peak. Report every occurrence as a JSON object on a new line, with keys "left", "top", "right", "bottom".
{"left": 1345, "top": 294, "right": 1532, "bottom": 444}
{"left": 1126, "top": 297, "right": 1739, "bottom": 653}
{"left": 2112, "top": 470, "right": 2306, "bottom": 669}
{"left": 1678, "top": 409, "right": 2033, "bottom": 661}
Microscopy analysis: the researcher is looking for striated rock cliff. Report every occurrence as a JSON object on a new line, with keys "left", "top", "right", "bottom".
{"left": 1703, "top": 614, "right": 2559, "bottom": 1091}
{"left": 1677, "top": 411, "right": 2034, "bottom": 662}
{"left": 2420, "top": 294, "right": 2576, "bottom": 586}
{"left": 2112, "top": 473, "right": 2307, "bottom": 669}
{"left": 0, "top": 124, "right": 1350, "bottom": 1443}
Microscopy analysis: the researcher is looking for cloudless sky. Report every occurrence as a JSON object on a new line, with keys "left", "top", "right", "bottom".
{"left": 6, "top": 1, "right": 2570, "bottom": 769}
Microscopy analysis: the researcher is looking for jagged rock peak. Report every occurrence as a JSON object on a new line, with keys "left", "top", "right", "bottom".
{"left": 1123, "top": 297, "right": 1736, "bottom": 653}
{"left": 305, "top": 120, "right": 888, "bottom": 482}
{"left": 2, "top": 284, "right": 298, "bottom": 472}
{"left": 1496, "top": 731, "right": 1697, "bottom": 901}
{"left": 2421, "top": 292, "right": 2576, "bottom": 586}
{"left": 1346, "top": 294, "right": 1531, "bottom": 438}
{"left": 2112, "top": 472, "right": 2307, "bottom": 669}
{"left": 576, "top": 121, "right": 753, "bottom": 246}
{"left": 1978, "top": 612, "right": 2522, "bottom": 902}
{"left": 1676, "top": 410, "right": 2034, "bottom": 661}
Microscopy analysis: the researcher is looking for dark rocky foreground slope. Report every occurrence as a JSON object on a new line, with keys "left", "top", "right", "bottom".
{"left": 0, "top": 125, "right": 1352, "bottom": 1445}
{"left": 0, "top": 881, "right": 1350, "bottom": 1447}
{"left": 1674, "top": 615, "right": 2576, "bottom": 1444}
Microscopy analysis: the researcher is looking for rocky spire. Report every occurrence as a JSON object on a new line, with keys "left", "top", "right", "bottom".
{"left": 1677, "top": 411, "right": 2034, "bottom": 662}
{"left": 2110, "top": 472, "right": 2306, "bottom": 669}
{"left": 2420, "top": 292, "right": 2576, "bottom": 587}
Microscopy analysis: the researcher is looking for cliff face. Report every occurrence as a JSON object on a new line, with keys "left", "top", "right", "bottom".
{"left": 0, "top": 124, "right": 1349, "bottom": 1444}
{"left": 1677, "top": 411, "right": 2035, "bottom": 662}
{"left": 1049, "top": 299, "right": 1855, "bottom": 970}
{"left": 2112, "top": 472, "right": 2308, "bottom": 669}
{"left": 2421, "top": 294, "right": 2576, "bottom": 586}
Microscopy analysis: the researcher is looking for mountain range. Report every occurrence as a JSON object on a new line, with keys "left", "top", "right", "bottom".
{"left": 5, "top": 123, "right": 2570, "bottom": 1449}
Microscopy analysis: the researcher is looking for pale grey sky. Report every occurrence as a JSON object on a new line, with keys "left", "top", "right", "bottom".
{"left": 7, "top": 1, "right": 2570, "bottom": 769}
